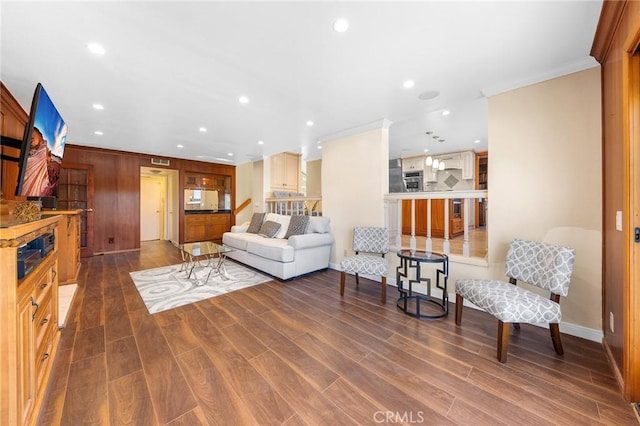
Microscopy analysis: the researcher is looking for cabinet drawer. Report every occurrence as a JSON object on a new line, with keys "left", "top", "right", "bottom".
{"left": 35, "top": 292, "right": 52, "bottom": 353}
{"left": 35, "top": 327, "right": 54, "bottom": 388}
{"left": 31, "top": 268, "right": 53, "bottom": 305}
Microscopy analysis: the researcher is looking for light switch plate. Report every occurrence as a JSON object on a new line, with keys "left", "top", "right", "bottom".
{"left": 616, "top": 211, "right": 622, "bottom": 231}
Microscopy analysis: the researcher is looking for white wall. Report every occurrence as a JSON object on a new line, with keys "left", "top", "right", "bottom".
{"left": 487, "top": 67, "right": 602, "bottom": 330}
{"left": 235, "top": 162, "right": 254, "bottom": 225}
{"left": 322, "top": 126, "right": 389, "bottom": 266}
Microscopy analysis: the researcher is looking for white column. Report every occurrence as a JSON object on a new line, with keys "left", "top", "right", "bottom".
{"left": 396, "top": 200, "right": 402, "bottom": 247}
{"left": 410, "top": 199, "right": 416, "bottom": 251}
{"left": 463, "top": 198, "right": 470, "bottom": 257}
{"left": 443, "top": 198, "right": 450, "bottom": 254}
{"left": 426, "top": 198, "right": 433, "bottom": 252}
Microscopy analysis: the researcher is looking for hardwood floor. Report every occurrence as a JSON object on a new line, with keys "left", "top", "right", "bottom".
{"left": 39, "top": 241, "right": 637, "bottom": 425}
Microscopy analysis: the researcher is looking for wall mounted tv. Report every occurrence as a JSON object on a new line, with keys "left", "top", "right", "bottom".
{"left": 15, "top": 83, "right": 68, "bottom": 202}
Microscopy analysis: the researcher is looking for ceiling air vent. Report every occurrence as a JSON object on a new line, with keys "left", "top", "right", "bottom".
{"left": 151, "top": 158, "right": 170, "bottom": 166}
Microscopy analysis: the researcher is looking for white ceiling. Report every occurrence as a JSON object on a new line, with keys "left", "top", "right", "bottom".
{"left": 1, "top": 1, "right": 602, "bottom": 165}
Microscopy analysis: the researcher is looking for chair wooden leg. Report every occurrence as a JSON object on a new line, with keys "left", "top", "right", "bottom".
{"left": 381, "top": 276, "right": 387, "bottom": 303}
{"left": 455, "top": 294, "right": 464, "bottom": 325}
{"left": 355, "top": 273, "right": 359, "bottom": 287}
{"left": 497, "top": 321, "right": 510, "bottom": 363}
{"left": 513, "top": 323, "right": 521, "bottom": 330}
{"left": 340, "top": 271, "right": 346, "bottom": 296}
{"left": 550, "top": 323, "right": 564, "bottom": 355}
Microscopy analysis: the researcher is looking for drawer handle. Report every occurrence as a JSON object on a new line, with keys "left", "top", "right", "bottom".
{"left": 40, "top": 282, "right": 48, "bottom": 290}
{"left": 52, "top": 269, "right": 57, "bottom": 280}
{"left": 42, "top": 353, "right": 49, "bottom": 362}
{"left": 40, "top": 318, "right": 49, "bottom": 325}
{"left": 30, "top": 297, "right": 39, "bottom": 321}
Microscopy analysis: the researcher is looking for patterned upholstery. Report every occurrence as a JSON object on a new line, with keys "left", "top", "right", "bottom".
{"left": 340, "top": 227, "right": 389, "bottom": 303}
{"left": 352, "top": 227, "right": 389, "bottom": 255}
{"left": 455, "top": 279, "right": 561, "bottom": 323}
{"left": 455, "top": 238, "right": 576, "bottom": 362}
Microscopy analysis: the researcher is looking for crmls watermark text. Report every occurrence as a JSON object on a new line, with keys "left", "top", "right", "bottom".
{"left": 373, "top": 411, "right": 425, "bottom": 424}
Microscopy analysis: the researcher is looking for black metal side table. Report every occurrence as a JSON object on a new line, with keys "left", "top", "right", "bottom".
{"left": 396, "top": 250, "right": 449, "bottom": 319}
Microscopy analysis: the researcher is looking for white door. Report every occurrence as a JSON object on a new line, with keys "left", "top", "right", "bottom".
{"left": 140, "top": 177, "right": 163, "bottom": 241}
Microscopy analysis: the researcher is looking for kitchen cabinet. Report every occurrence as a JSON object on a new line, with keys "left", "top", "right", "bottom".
{"left": 402, "top": 199, "right": 464, "bottom": 238}
{"left": 402, "top": 156, "right": 425, "bottom": 173}
{"left": 270, "top": 152, "right": 301, "bottom": 191}
{"left": 461, "top": 151, "right": 475, "bottom": 180}
{"left": 1, "top": 216, "right": 60, "bottom": 426}
{"left": 438, "top": 153, "right": 462, "bottom": 170}
{"left": 184, "top": 213, "right": 230, "bottom": 243}
{"left": 184, "top": 172, "right": 222, "bottom": 190}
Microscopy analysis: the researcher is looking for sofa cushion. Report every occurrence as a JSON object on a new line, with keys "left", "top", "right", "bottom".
{"left": 247, "top": 212, "right": 265, "bottom": 234}
{"left": 307, "top": 216, "right": 330, "bottom": 234}
{"left": 222, "top": 231, "right": 264, "bottom": 251}
{"left": 285, "top": 215, "right": 309, "bottom": 238}
{"left": 258, "top": 220, "right": 281, "bottom": 238}
{"left": 265, "top": 213, "right": 291, "bottom": 239}
{"left": 246, "top": 238, "right": 295, "bottom": 263}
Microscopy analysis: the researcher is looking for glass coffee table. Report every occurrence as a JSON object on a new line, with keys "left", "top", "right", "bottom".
{"left": 178, "top": 241, "right": 234, "bottom": 285}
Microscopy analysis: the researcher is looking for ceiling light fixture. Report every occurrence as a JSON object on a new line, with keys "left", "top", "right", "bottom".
{"left": 239, "top": 96, "right": 249, "bottom": 104}
{"left": 306, "top": 120, "right": 314, "bottom": 127}
{"left": 474, "top": 139, "right": 481, "bottom": 144}
{"left": 258, "top": 140, "right": 264, "bottom": 145}
{"left": 442, "top": 110, "right": 450, "bottom": 116}
{"left": 177, "top": 144, "right": 184, "bottom": 148}
{"left": 317, "top": 146, "right": 322, "bottom": 150}
{"left": 92, "top": 103, "right": 104, "bottom": 110}
{"left": 228, "top": 153, "right": 234, "bottom": 156}
{"left": 403, "top": 80, "right": 415, "bottom": 89}
{"left": 333, "top": 18, "right": 349, "bottom": 33}
{"left": 87, "top": 43, "right": 106, "bottom": 55}
{"left": 418, "top": 90, "right": 440, "bottom": 100}
{"left": 94, "top": 131, "right": 104, "bottom": 136}
{"left": 199, "top": 127, "right": 207, "bottom": 132}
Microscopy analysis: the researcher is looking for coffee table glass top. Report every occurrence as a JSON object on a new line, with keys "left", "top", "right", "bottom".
{"left": 397, "top": 250, "right": 447, "bottom": 262}
{"left": 179, "top": 241, "right": 233, "bottom": 257}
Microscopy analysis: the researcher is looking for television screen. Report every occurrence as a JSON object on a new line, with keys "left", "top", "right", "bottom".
{"left": 15, "top": 83, "right": 68, "bottom": 197}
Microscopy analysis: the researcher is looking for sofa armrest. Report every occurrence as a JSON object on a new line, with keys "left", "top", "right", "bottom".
{"left": 231, "top": 223, "right": 249, "bottom": 233}
{"left": 288, "top": 233, "right": 334, "bottom": 249}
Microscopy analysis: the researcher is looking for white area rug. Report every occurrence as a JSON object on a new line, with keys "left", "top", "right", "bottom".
{"left": 130, "top": 260, "right": 272, "bottom": 314}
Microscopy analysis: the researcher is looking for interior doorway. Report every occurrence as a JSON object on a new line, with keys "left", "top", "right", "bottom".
{"left": 140, "top": 167, "right": 179, "bottom": 244}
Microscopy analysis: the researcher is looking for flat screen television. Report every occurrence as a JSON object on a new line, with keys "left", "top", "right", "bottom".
{"left": 15, "top": 83, "right": 68, "bottom": 201}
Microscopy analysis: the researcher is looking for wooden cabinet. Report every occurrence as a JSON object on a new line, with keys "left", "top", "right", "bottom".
{"left": 54, "top": 211, "right": 81, "bottom": 285}
{"left": 402, "top": 199, "right": 464, "bottom": 238}
{"left": 1, "top": 215, "right": 60, "bottom": 426}
{"left": 184, "top": 213, "right": 230, "bottom": 243}
{"left": 185, "top": 172, "right": 231, "bottom": 191}
{"left": 461, "top": 151, "right": 475, "bottom": 180}
{"left": 270, "top": 152, "right": 301, "bottom": 191}
{"left": 401, "top": 156, "right": 425, "bottom": 173}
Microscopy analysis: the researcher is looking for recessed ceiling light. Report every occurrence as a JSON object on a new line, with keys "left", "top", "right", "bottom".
{"left": 258, "top": 140, "right": 264, "bottom": 145}
{"left": 317, "top": 140, "right": 321, "bottom": 144}
{"left": 418, "top": 90, "right": 440, "bottom": 100}
{"left": 87, "top": 43, "right": 106, "bottom": 55}
{"left": 424, "top": 149, "right": 429, "bottom": 152}
{"left": 317, "top": 146, "right": 322, "bottom": 150}
{"left": 177, "top": 144, "right": 184, "bottom": 148}
{"left": 474, "top": 139, "right": 481, "bottom": 144}
{"left": 94, "top": 131, "right": 103, "bottom": 136}
{"left": 306, "top": 120, "right": 314, "bottom": 127}
{"left": 239, "top": 96, "right": 249, "bottom": 104}
{"left": 403, "top": 80, "right": 415, "bottom": 89}
{"left": 92, "top": 103, "right": 104, "bottom": 110}
{"left": 199, "top": 127, "right": 207, "bottom": 132}
{"left": 228, "top": 152, "right": 234, "bottom": 156}
{"left": 333, "top": 18, "right": 349, "bottom": 33}
{"left": 442, "top": 110, "right": 450, "bottom": 116}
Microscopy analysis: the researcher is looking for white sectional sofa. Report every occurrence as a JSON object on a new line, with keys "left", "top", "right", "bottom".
{"left": 222, "top": 213, "right": 334, "bottom": 280}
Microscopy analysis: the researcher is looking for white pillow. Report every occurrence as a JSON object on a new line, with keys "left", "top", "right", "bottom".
{"left": 307, "top": 216, "right": 330, "bottom": 234}
{"left": 265, "top": 213, "right": 291, "bottom": 239}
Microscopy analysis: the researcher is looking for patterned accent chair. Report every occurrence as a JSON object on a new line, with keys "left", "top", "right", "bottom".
{"left": 340, "top": 227, "right": 389, "bottom": 303}
{"left": 455, "top": 239, "right": 576, "bottom": 363}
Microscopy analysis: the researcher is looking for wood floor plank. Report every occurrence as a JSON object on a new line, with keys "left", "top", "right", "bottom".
{"left": 104, "top": 285, "right": 134, "bottom": 342}
{"left": 39, "top": 347, "right": 73, "bottom": 426}
{"left": 106, "top": 336, "right": 144, "bottom": 381}
{"left": 164, "top": 407, "right": 208, "bottom": 426}
{"left": 130, "top": 311, "right": 198, "bottom": 424}
{"left": 181, "top": 306, "right": 296, "bottom": 425}
{"left": 159, "top": 318, "right": 201, "bottom": 356}
{"left": 446, "top": 397, "right": 508, "bottom": 426}
{"left": 218, "top": 322, "right": 269, "bottom": 360}
{"left": 250, "top": 350, "right": 360, "bottom": 426}
{"left": 72, "top": 325, "right": 106, "bottom": 362}
{"left": 108, "top": 370, "right": 157, "bottom": 425}
{"left": 176, "top": 347, "right": 257, "bottom": 426}
{"left": 61, "top": 354, "right": 108, "bottom": 425}
{"left": 322, "top": 378, "right": 391, "bottom": 425}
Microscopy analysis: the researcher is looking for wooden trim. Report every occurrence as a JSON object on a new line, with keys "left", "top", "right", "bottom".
{"left": 234, "top": 198, "right": 252, "bottom": 215}
{"left": 591, "top": 1, "right": 628, "bottom": 63}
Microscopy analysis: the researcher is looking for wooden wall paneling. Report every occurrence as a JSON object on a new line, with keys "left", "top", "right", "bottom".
{"left": 1, "top": 81, "right": 28, "bottom": 200}
{"left": 591, "top": 0, "right": 640, "bottom": 402}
